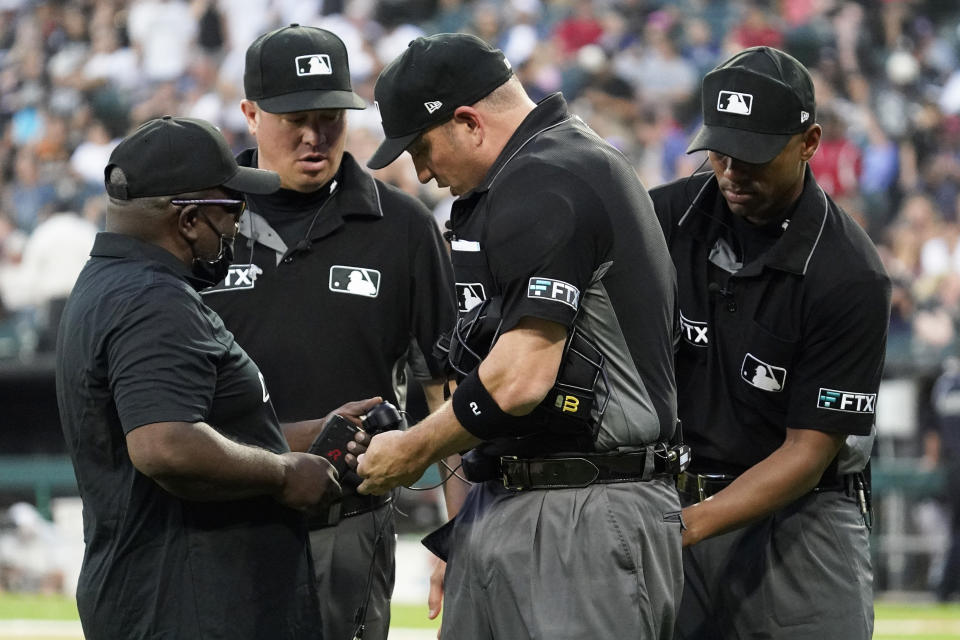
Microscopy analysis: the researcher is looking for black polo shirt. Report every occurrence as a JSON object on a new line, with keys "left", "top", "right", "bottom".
{"left": 450, "top": 93, "right": 678, "bottom": 454}
{"left": 202, "top": 151, "right": 456, "bottom": 420}
{"left": 650, "top": 168, "right": 891, "bottom": 474}
{"left": 56, "top": 233, "right": 319, "bottom": 639}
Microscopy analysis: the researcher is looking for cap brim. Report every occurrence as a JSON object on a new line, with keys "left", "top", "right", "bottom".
{"left": 366, "top": 131, "right": 420, "bottom": 170}
{"left": 256, "top": 90, "right": 367, "bottom": 113}
{"left": 686, "top": 125, "right": 793, "bottom": 164}
{"left": 223, "top": 165, "right": 281, "bottom": 195}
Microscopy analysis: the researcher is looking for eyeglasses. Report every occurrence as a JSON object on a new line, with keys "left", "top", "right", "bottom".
{"left": 171, "top": 198, "right": 243, "bottom": 247}
{"left": 170, "top": 198, "right": 247, "bottom": 216}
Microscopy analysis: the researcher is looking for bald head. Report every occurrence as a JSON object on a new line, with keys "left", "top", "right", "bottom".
{"left": 475, "top": 75, "right": 533, "bottom": 115}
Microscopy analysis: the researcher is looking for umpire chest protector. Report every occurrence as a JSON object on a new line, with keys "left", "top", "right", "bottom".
{"left": 445, "top": 93, "right": 679, "bottom": 455}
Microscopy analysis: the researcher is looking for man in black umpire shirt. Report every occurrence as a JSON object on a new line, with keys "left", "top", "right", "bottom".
{"left": 357, "top": 34, "right": 684, "bottom": 638}
{"left": 56, "top": 116, "right": 371, "bottom": 639}
{"left": 649, "top": 47, "right": 891, "bottom": 639}
{"left": 201, "top": 25, "right": 457, "bottom": 640}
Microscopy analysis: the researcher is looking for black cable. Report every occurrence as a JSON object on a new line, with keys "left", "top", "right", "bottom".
{"left": 440, "top": 459, "right": 471, "bottom": 485}
{"left": 351, "top": 492, "right": 398, "bottom": 640}
{"left": 678, "top": 156, "right": 745, "bottom": 261}
{"left": 349, "top": 409, "right": 472, "bottom": 636}
{"left": 403, "top": 460, "right": 471, "bottom": 491}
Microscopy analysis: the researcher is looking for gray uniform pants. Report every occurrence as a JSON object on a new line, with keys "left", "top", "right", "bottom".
{"left": 440, "top": 476, "right": 683, "bottom": 639}
{"left": 675, "top": 489, "right": 873, "bottom": 640}
{"left": 309, "top": 503, "right": 396, "bottom": 640}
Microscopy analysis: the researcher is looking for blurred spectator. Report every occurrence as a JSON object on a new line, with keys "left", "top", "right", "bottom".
{"left": 859, "top": 112, "right": 901, "bottom": 233}
{"left": 127, "top": 0, "right": 197, "bottom": 83}
{"left": 423, "top": 0, "right": 472, "bottom": 36}
{"left": 809, "top": 105, "right": 862, "bottom": 200}
{"left": 7, "top": 150, "right": 57, "bottom": 233}
{"left": 727, "top": 1, "right": 783, "bottom": 50}
{"left": 552, "top": 0, "right": 603, "bottom": 59}
{"left": 69, "top": 119, "right": 119, "bottom": 187}
{"left": 0, "top": 502, "right": 67, "bottom": 594}
{"left": 81, "top": 21, "right": 141, "bottom": 95}
{"left": 0, "top": 208, "right": 97, "bottom": 352}
{"left": 193, "top": 0, "right": 225, "bottom": 54}
{"left": 681, "top": 16, "right": 720, "bottom": 80}
{"left": 912, "top": 272, "right": 960, "bottom": 370}
{"left": 928, "top": 358, "right": 960, "bottom": 601}
{"left": 613, "top": 10, "right": 697, "bottom": 108}
{"left": 501, "top": 0, "right": 541, "bottom": 67}
{"left": 464, "top": 1, "right": 503, "bottom": 47}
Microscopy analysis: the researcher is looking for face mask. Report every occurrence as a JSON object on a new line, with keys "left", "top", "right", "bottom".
{"left": 191, "top": 234, "right": 234, "bottom": 286}
{"left": 190, "top": 211, "right": 237, "bottom": 287}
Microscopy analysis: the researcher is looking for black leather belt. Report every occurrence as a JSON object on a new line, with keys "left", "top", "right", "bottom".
{"left": 307, "top": 493, "right": 392, "bottom": 530}
{"left": 676, "top": 471, "right": 857, "bottom": 502}
{"left": 500, "top": 451, "right": 660, "bottom": 491}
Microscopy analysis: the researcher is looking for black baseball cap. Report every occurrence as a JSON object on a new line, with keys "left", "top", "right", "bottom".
{"left": 687, "top": 46, "right": 816, "bottom": 164}
{"left": 105, "top": 116, "right": 280, "bottom": 199}
{"left": 244, "top": 24, "right": 366, "bottom": 114}
{"left": 367, "top": 33, "right": 514, "bottom": 170}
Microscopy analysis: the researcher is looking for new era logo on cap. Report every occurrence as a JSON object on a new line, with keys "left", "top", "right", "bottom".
{"left": 296, "top": 54, "right": 332, "bottom": 76}
{"left": 367, "top": 33, "right": 515, "bottom": 170}
{"left": 717, "top": 90, "right": 752, "bottom": 115}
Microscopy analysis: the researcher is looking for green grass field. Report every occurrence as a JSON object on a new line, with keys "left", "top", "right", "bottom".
{"left": 1, "top": 593, "right": 958, "bottom": 638}
{"left": 0, "top": 593, "right": 77, "bottom": 620}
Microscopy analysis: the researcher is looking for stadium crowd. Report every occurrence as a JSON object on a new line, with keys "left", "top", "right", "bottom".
{"left": 0, "top": 0, "right": 960, "bottom": 596}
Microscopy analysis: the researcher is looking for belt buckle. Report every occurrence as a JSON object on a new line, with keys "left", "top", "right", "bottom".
{"left": 698, "top": 473, "right": 735, "bottom": 501}
{"left": 500, "top": 456, "right": 524, "bottom": 491}
{"left": 696, "top": 474, "right": 707, "bottom": 502}
{"left": 677, "top": 472, "right": 705, "bottom": 501}
{"left": 678, "top": 472, "right": 728, "bottom": 502}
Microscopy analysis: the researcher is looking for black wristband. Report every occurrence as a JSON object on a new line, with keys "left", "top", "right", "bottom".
{"left": 451, "top": 368, "right": 529, "bottom": 441}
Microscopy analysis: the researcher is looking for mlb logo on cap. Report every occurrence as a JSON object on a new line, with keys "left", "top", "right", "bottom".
{"left": 717, "top": 90, "right": 752, "bottom": 116}
{"left": 244, "top": 24, "right": 366, "bottom": 114}
{"left": 296, "top": 54, "right": 332, "bottom": 77}
{"left": 686, "top": 46, "right": 817, "bottom": 164}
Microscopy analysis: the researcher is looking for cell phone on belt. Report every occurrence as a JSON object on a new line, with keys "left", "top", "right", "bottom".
{"left": 308, "top": 414, "right": 360, "bottom": 477}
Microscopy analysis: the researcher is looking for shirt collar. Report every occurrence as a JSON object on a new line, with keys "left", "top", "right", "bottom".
{"left": 235, "top": 150, "right": 384, "bottom": 252}
{"left": 331, "top": 152, "right": 385, "bottom": 219}
{"left": 471, "top": 92, "right": 574, "bottom": 196}
{"left": 237, "top": 149, "right": 383, "bottom": 221}
{"left": 89, "top": 232, "right": 206, "bottom": 288}
{"left": 759, "top": 165, "right": 829, "bottom": 275}
{"left": 679, "top": 165, "right": 829, "bottom": 276}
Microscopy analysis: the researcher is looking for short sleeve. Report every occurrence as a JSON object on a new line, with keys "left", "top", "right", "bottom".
{"left": 108, "top": 284, "right": 224, "bottom": 432}
{"left": 484, "top": 165, "right": 607, "bottom": 332}
{"left": 786, "top": 272, "right": 891, "bottom": 435}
